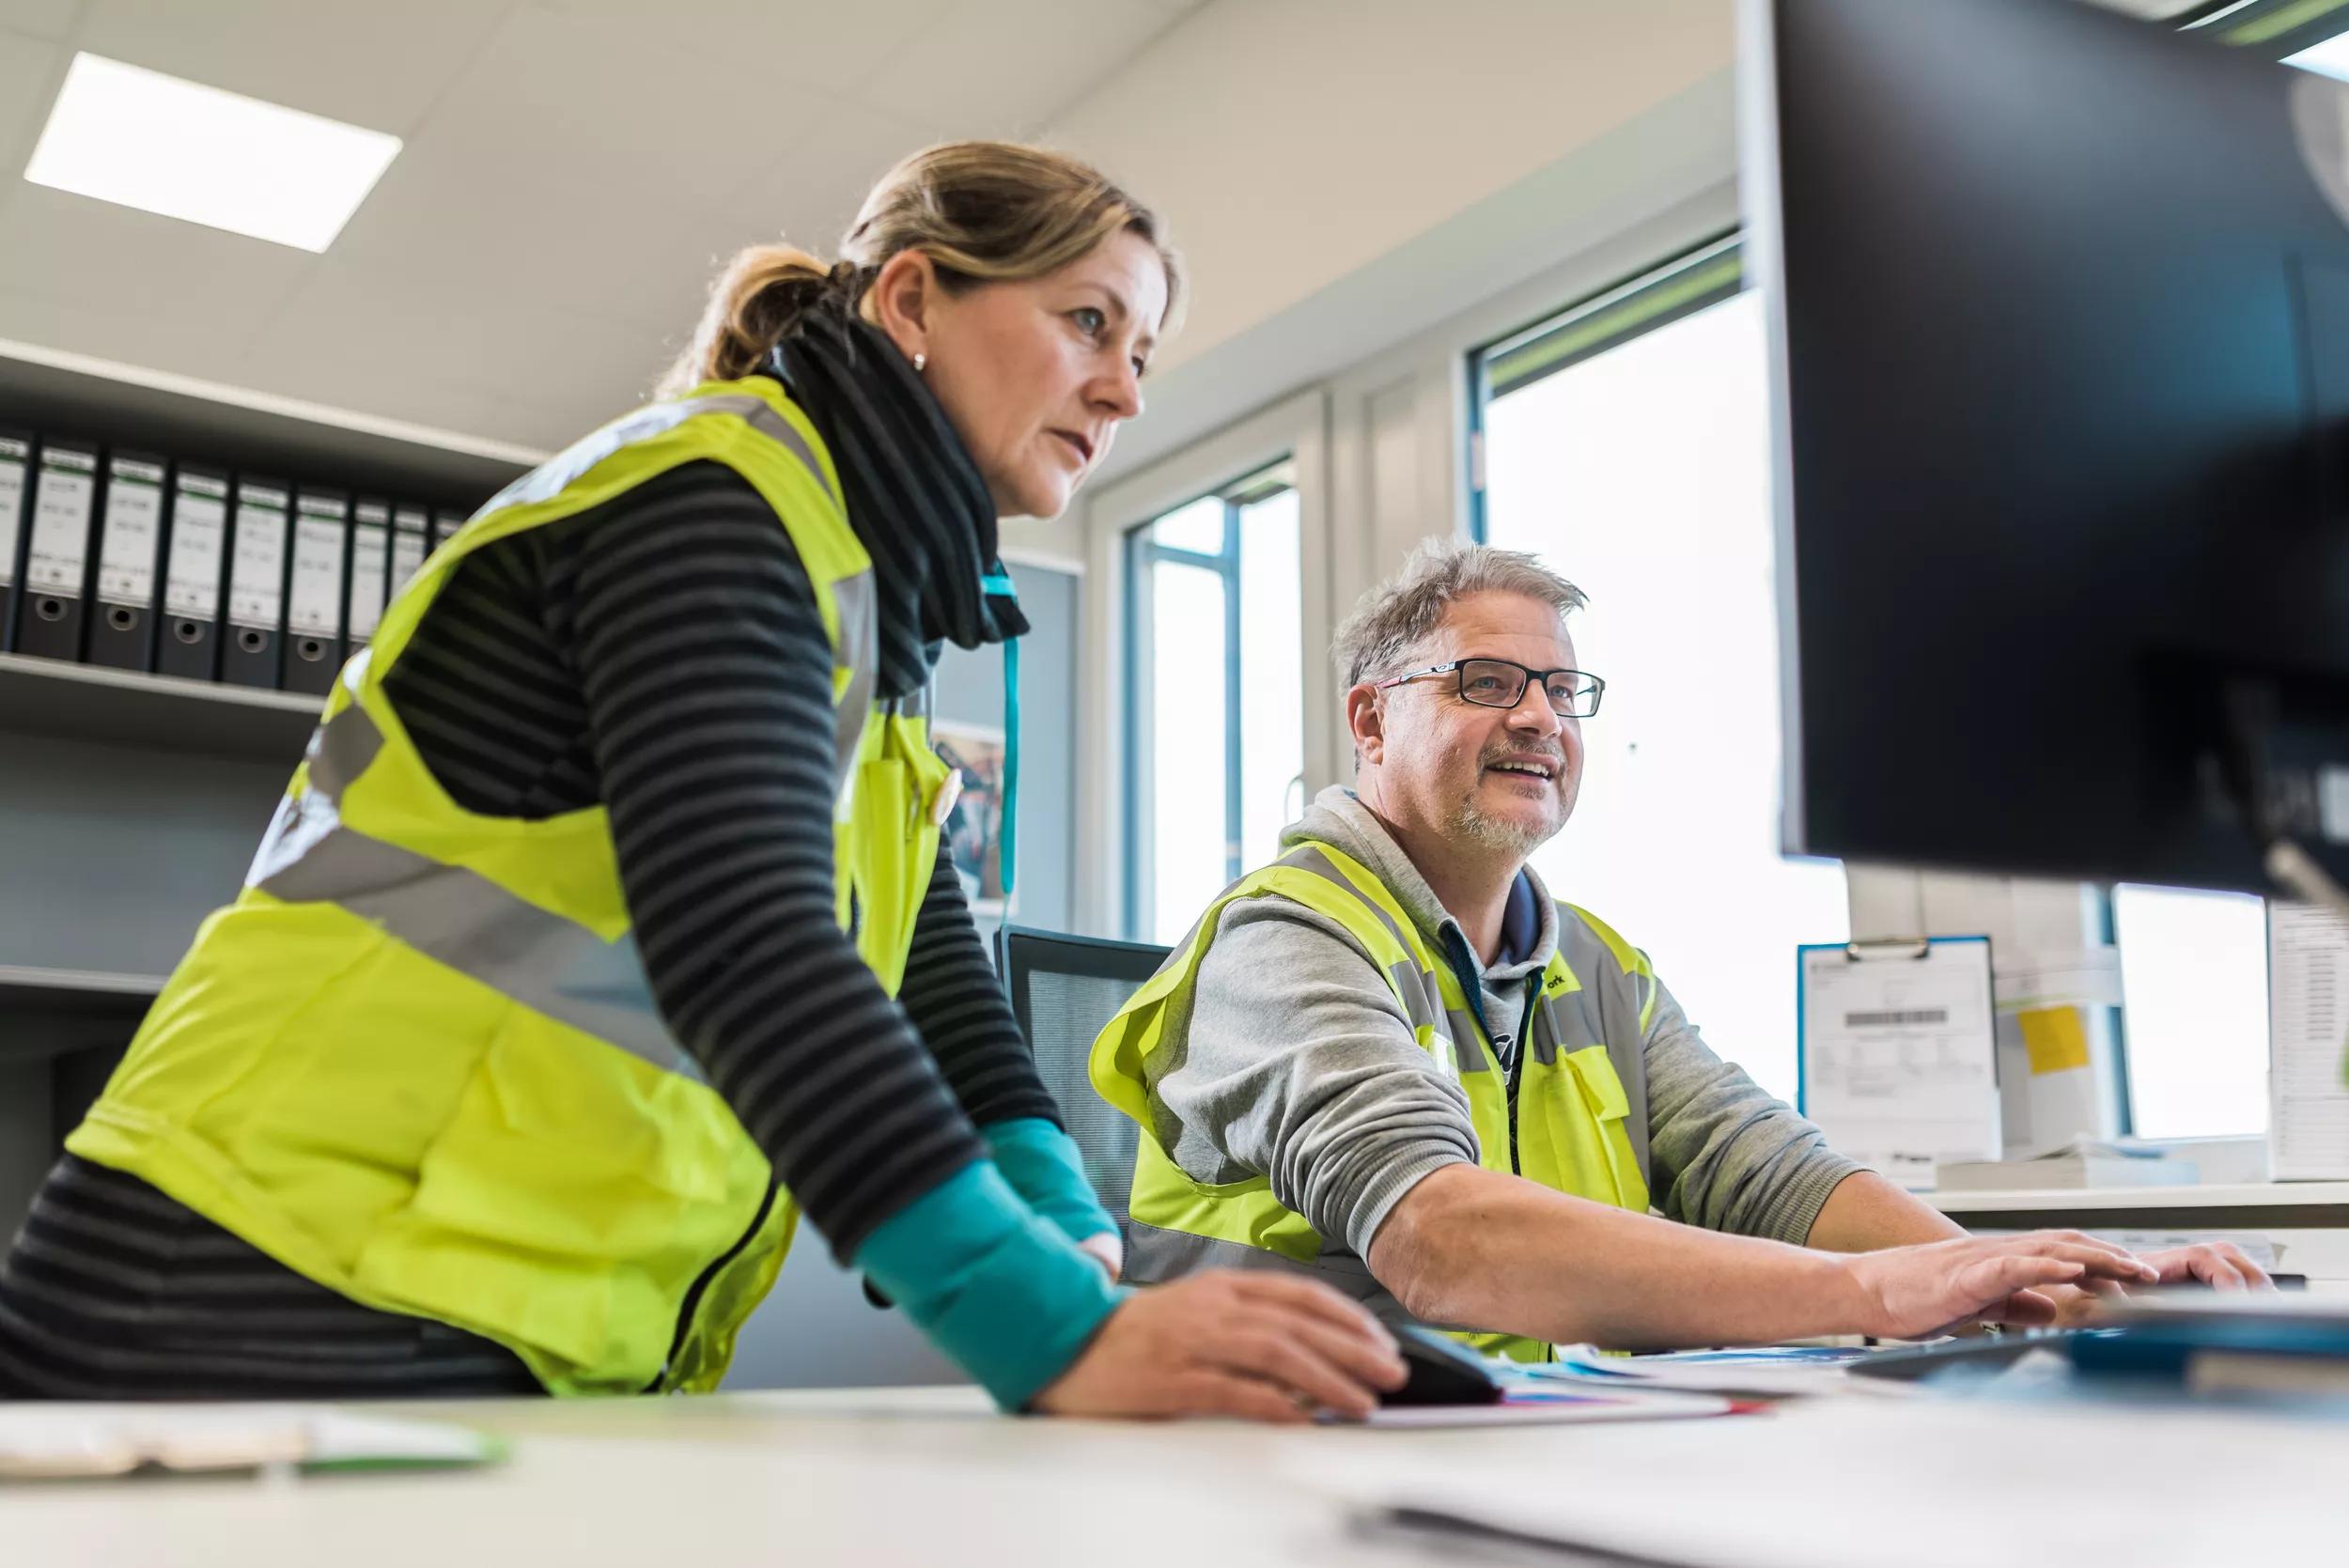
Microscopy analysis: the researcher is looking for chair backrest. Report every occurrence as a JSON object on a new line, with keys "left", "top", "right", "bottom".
{"left": 996, "top": 924, "right": 1171, "bottom": 1232}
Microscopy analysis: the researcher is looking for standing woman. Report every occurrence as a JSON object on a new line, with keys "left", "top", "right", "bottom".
{"left": 0, "top": 143, "right": 1404, "bottom": 1421}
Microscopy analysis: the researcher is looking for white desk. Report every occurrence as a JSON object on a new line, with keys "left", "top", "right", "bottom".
{"left": 6, "top": 1384, "right": 2345, "bottom": 1566}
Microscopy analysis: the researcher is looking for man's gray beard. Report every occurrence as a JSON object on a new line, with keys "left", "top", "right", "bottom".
{"left": 1449, "top": 795, "right": 1559, "bottom": 859}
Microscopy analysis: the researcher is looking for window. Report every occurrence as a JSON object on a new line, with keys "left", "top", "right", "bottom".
{"left": 1471, "top": 242, "right": 1847, "bottom": 1101}
{"left": 2114, "top": 884, "right": 2271, "bottom": 1138}
{"left": 1125, "top": 461, "right": 1303, "bottom": 943}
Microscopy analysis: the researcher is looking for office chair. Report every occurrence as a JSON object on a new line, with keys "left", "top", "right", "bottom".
{"left": 995, "top": 924, "right": 1172, "bottom": 1235}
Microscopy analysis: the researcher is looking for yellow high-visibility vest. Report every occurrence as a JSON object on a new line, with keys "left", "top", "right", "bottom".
{"left": 68, "top": 377, "right": 954, "bottom": 1395}
{"left": 1091, "top": 841, "right": 1656, "bottom": 1361}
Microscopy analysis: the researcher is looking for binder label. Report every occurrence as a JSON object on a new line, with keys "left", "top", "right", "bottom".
{"left": 27, "top": 451, "right": 98, "bottom": 592}
{"left": 96, "top": 459, "right": 166, "bottom": 607}
{"left": 0, "top": 443, "right": 23, "bottom": 591}
{"left": 391, "top": 505, "right": 429, "bottom": 598}
{"left": 350, "top": 502, "right": 390, "bottom": 640}
{"left": 164, "top": 479, "right": 228, "bottom": 616}
{"left": 288, "top": 507, "right": 348, "bottom": 635}
{"left": 228, "top": 487, "right": 289, "bottom": 631}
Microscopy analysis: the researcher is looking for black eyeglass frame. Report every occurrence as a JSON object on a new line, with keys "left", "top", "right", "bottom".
{"left": 1370, "top": 658, "right": 1606, "bottom": 718}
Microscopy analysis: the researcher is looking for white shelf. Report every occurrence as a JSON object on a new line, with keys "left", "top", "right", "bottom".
{"left": 0, "top": 963, "right": 164, "bottom": 1013}
{"left": 0, "top": 651, "right": 318, "bottom": 762}
{"left": 0, "top": 337, "right": 540, "bottom": 503}
{"left": 0, "top": 965, "right": 161, "bottom": 1063}
{"left": 1928, "top": 1182, "right": 2349, "bottom": 1224}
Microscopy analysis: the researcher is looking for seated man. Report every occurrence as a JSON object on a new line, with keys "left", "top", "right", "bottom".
{"left": 1091, "top": 540, "right": 2263, "bottom": 1355}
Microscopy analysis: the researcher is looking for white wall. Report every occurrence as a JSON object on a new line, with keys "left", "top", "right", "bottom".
{"left": 1050, "top": 1, "right": 1734, "bottom": 380}
{"left": 1046, "top": 2, "right": 1735, "bottom": 492}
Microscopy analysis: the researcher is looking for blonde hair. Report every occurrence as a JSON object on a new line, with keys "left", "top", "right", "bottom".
{"left": 1331, "top": 537, "right": 1588, "bottom": 690}
{"left": 658, "top": 140, "right": 1181, "bottom": 397}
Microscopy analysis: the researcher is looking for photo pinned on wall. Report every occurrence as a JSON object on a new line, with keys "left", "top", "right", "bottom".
{"left": 932, "top": 721, "right": 1009, "bottom": 920}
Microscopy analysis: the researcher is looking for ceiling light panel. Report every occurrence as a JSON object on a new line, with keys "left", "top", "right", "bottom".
{"left": 23, "top": 53, "right": 402, "bottom": 253}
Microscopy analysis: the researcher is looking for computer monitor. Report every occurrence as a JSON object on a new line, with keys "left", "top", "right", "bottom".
{"left": 1744, "top": 0, "right": 2349, "bottom": 897}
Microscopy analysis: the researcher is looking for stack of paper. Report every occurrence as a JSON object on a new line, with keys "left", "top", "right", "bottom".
{"left": 1520, "top": 1343, "right": 1900, "bottom": 1401}
{"left": 0, "top": 1405, "right": 503, "bottom": 1479}
{"left": 1348, "top": 1396, "right": 2346, "bottom": 1564}
{"left": 1937, "top": 1137, "right": 2199, "bottom": 1190}
{"left": 2271, "top": 902, "right": 2349, "bottom": 1179}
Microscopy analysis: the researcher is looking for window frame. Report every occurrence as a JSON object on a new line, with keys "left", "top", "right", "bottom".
{"left": 1468, "top": 235, "right": 1744, "bottom": 544}
{"left": 1120, "top": 461, "right": 1299, "bottom": 939}
{"left": 1078, "top": 389, "right": 1330, "bottom": 938}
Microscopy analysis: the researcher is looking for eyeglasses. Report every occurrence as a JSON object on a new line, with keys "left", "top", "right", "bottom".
{"left": 1372, "top": 658, "right": 1606, "bottom": 718}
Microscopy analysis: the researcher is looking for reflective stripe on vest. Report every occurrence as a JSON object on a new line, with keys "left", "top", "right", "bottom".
{"left": 1268, "top": 845, "right": 1648, "bottom": 1128}
{"left": 479, "top": 391, "right": 842, "bottom": 518}
{"left": 247, "top": 702, "right": 702, "bottom": 1083}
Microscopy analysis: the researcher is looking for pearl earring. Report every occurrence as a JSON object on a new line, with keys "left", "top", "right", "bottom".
{"left": 912, "top": 351, "right": 927, "bottom": 374}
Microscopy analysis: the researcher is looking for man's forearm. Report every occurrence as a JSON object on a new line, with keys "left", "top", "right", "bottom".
{"left": 1367, "top": 1164, "right": 1878, "bottom": 1350}
{"left": 1802, "top": 1170, "right": 1967, "bottom": 1252}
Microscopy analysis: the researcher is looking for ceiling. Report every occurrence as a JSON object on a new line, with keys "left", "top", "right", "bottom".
{"left": 0, "top": 0, "right": 1203, "bottom": 455}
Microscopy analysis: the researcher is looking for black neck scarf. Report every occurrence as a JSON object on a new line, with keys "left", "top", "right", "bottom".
{"left": 768, "top": 301, "right": 1029, "bottom": 699}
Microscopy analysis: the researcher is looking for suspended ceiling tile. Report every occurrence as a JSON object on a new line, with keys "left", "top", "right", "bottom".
{"left": 535, "top": 0, "right": 953, "bottom": 88}
{"left": 0, "top": 29, "right": 63, "bottom": 175}
{"left": 0, "top": 0, "right": 80, "bottom": 40}
{"left": 68, "top": 0, "right": 510, "bottom": 132}
{"left": 717, "top": 96, "right": 950, "bottom": 252}
{"left": 603, "top": 96, "right": 952, "bottom": 354}
{"left": 0, "top": 179, "right": 314, "bottom": 335}
{"left": 0, "top": 286, "right": 271, "bottom": 391}
{"left": 242, "top": 256, "right": 677, "bottom": 441}
{"left": 398, "top": 5, "right": 835, "bottom": 212}
{"left": 316, "top": 127, "right": 751, "bottom": 338}
{"left": 862, "top": 0, "right": 1178, "bottom": 137}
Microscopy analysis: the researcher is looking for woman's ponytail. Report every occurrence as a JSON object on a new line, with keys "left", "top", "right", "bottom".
{"left": 655, "top": 243, "right": 841, "bottom": 398}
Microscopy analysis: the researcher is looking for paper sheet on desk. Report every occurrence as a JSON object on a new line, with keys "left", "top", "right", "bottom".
{"left": 1346, "top": 1397, "right": 2349, "bottom": 1565}
{"left": 1518, "top": 1343, "right": 1911, "bottom": 1400}
{"left": 1356, "top": 1381, "right": 1737, "bottom": 1428}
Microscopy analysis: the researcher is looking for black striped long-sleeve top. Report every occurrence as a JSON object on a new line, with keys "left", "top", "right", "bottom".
{"left": 382, "top": 458, "right": 1059, "bottom": 1254}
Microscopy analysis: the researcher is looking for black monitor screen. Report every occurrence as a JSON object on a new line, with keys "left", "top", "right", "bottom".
{"left": 1748, "top": 0, "right": 2349, "bottom": 893}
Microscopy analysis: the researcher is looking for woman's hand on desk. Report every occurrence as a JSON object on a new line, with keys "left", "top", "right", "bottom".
{"left": 1032, "top": 1271, "right": 1407, "bottom": 1422}
{"left": 2038, "top": 1238, "right": 2274, "bottom": 1326}
{"left": 1843, "top": 1230, "right": 2160, "bottom": 1339}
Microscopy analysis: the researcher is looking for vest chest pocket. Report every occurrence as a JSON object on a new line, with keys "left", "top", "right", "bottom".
{"left": 1529, "top": 1045, "right": 1651, "bottom": 1214}
{"left": 840, "top": 720, "right": 951, "bottom": 998}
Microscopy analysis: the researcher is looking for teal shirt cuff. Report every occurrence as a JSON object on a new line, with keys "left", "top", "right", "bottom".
{"left": 854, "top": 1159, "right": 1125, "bottom": 1410}
{"left": 982, "top": 1117, "right": 1120, "bottom": 1248}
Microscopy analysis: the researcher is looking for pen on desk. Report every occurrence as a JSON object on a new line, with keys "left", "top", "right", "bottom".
{"left": 1358, "top": 1505, "right": 1719, "bottom": 1567}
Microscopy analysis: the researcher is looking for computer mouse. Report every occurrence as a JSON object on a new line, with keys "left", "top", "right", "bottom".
{"left": 1380, "top": 1324, "right": 1504, "bottom": 1406}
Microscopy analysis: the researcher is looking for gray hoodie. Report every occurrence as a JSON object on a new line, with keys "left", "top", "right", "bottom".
{"left": 1140, "top": 785, "right": 1863, "bottom": 1266}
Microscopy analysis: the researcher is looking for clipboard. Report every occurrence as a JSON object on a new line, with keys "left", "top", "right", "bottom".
{"left": 1797, "top": 935, "right": 1999, "bottom": 1189}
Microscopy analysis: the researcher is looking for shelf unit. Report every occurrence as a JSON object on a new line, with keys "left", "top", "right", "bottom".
{"left": 1928, "top": 1182, "right": 2349, "bottom": 1231}
{"left": 0, "top": 343, "right": 537, "bottom": 1228}
{"left": 0, "top": 652, "right": 320, "bottom": 762}
{"left": 0, "top": 963, "right": 165, "bottom": 1013}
